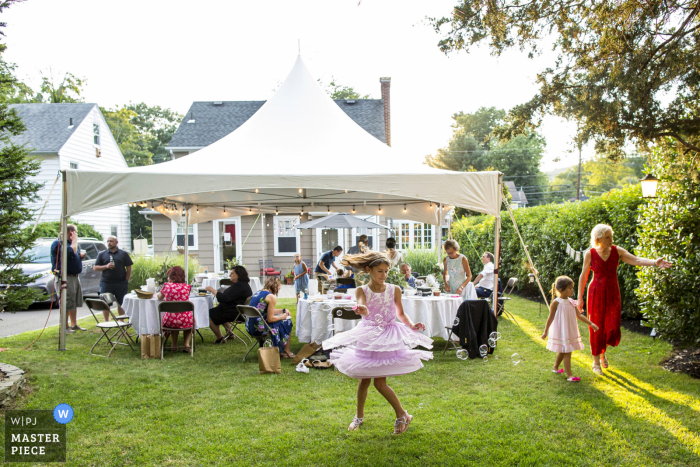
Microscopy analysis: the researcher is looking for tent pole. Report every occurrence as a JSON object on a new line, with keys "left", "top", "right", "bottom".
{"left": 261, "top": 211, "right": 266, "bottom": 281}
{"left": 492, "top": 174, "right": 503, "bottom": 314}
{"left": 438, "top": 203, "right": 443, "bottom": 263}
{"left": 58, "top": 171, "right": 67, "bottom": 351}
{"left": 184, "top": 206, "right": 189, "bottom": 283}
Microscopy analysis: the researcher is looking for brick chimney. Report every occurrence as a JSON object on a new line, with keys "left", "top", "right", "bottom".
{"left": 380, "top": 77, "right": 391, "bottom": 146}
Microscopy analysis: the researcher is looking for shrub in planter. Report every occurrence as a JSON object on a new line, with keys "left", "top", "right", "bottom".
{"left": 129, "top": 254, "right": 199, "bottom": 291}
{"left": 636, "top": 143, "right": 700, "bottom": 344}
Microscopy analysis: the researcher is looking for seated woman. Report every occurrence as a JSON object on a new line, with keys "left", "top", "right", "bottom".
{"left": 384, "top": 237, "right": 403, "bottom": 268}
{"left": 334, "top": 268, "right": 355, "bottom": 290}
{"left": 205, "top": 265, "right": 253, "bottom": 344}
{"left": 157, "top": 266, "right": 193, "bottom": 352}
{"left": 246, "top": 277, "right": 295, "bottom": 358}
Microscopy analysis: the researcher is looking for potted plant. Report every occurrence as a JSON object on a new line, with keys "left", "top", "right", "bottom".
{"left": 285, "top": 269, "right": 294, "bottom": 285}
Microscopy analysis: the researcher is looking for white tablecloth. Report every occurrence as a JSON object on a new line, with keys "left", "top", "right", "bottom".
{"left": 295, "top": 295, "right": 463, "bottom": 344}
{"left": 122, "top": 294, "right": 214, "bottom": 337}
{"left": 201, "top": 277, "right": 261, "bottom": 294}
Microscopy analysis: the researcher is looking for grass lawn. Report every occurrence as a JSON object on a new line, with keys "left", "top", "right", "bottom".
{"left": 1, "top": 296, "right": 699, "bottom": 466}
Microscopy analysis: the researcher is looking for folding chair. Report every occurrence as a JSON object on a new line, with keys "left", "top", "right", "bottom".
{"left": 336, "top": 278, "right": 356, "bottom": 288}
{"left": 443, "top": 324, "right": 461, "bottom": 355}
{"left": 85, "top": 298, "right": 137, "bottom": 358}
{"left": 317, "top": 274, "right": 331, "bottom": 294}
{"left": 158, "top": 301, "right": 196, "bottom": 359}
{"left": 237, "top": 304, "right": 275, "bottom": 362}
{"left": 222, "top": 296, "right": 253, "bottom": 345}
{"left": 330, "top": 306, "right": 361, "bottom": 336}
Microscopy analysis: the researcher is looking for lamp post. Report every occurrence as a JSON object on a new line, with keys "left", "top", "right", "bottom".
{"left": 640, "top": 174, "right": 659, "bottom": 199}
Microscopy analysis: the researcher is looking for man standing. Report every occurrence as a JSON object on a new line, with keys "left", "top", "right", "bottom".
{"left": 315, "top": 246, "right": 343, "bottom": 293}
{"left": 472, "top": 252, "right": 495, "bottom": 298}
{"left": 94, "top": 236, "right": 133, "bottom": 321}
{"left": 50, "top": 224, "right": 86, "bottom": 333}
{"left": 400, "top": 263, "right": 416, "bottom": 288}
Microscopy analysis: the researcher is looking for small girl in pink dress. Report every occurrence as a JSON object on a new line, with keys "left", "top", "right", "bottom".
{"left": 157, "top": 266, "right": 193, "bottom": 352}
{"left": 323, "top": 252, "right": 433, "bottom": 434}
{"left": 541, "top": 276, "right": 599, "bottom": 382}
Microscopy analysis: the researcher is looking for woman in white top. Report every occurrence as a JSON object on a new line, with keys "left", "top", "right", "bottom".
{"left": 384, "top": 237, "right": 403, "bottom": 268}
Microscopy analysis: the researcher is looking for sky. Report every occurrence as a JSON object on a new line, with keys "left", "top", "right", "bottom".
{"left": 3, "top": 0, "right": 596, "bottom": 174}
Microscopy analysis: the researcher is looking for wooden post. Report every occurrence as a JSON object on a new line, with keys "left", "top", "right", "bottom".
{"left": 58, "top": 171, "right": 67, "bottom": 351}
{"left": 492, "top": 174, "right": 503, "bottom": 314}
{"left": 184, "top": 205, "right": 189, "bottom": 282}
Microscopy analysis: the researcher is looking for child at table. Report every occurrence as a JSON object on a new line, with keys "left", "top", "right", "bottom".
{"left": 541, "top": 276, "right": 599, "bottom": 382}
{"left": 442, "top": 239, "right": 472, "bottom": 299}
{"left": 293, "top": 254, "right": 308, "bottom": 303}
{"left": 157, "top": 266, "right": 193, "bottom": 352}
{"left": 323, "top": 251, "right": 432, "bottom": 434}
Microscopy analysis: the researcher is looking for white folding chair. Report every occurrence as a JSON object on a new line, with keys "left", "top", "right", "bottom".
{"left": 237, "top": 305, "right": 275, "bottom": 362}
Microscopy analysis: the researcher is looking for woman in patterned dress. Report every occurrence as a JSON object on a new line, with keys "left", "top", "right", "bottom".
{"left": 245, "top": 277, "right": 295, "bottom": 358}
{"left": 157, "top": 266, "right": 193, "bottom": 352}
{"left": 578, "top": 224, "right": 672, "bottom": 374}
{"left": 442, "top": 239, "right": 472, "bottom": 299}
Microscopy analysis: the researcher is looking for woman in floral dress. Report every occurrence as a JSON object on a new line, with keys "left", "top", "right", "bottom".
{"left": 157, "top": 266, "right": 193, "bottom": 352}
{"left": 245, "top": 277, "right": 295, "bottom": 358}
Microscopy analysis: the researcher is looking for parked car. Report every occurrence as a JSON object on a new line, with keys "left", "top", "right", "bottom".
{"left": 19, "top": 237, "right": 108, "bottom": 303}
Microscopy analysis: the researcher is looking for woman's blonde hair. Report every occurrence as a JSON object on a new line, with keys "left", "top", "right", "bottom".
{"left": 444, "top": 239, "right": 460, "bottom": 252}
{"left": 551, "top": 275, "right": 575, "bottom": 299}
{"left": 341, "top": 251, "right": 390, "bottom": 271}
{"left": 264, "top": 277, "right": 281, "bottom": 295}
{"left": 590, "top": 224, "right": 614, "bottom": 248}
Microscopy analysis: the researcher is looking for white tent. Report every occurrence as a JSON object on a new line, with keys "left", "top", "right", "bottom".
{"left": 56, "top": 55, "right": 504, "bottom": 349}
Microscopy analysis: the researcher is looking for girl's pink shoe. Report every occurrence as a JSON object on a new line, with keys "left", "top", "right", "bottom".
{"left": 552, "top": 368, "right": 564, "bottom": 374}
{"left": 567, "top": 376, "right": 581, "bottom": 382}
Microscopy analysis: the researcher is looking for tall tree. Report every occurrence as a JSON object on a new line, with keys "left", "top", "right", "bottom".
{"left": 431, "top": 1, "right": 700, "bottom": 170}
{"left": 321, "top": 77, "right": 372, "bottom": 99}
{"left": 0, "top": 0, "right": 43, "bottom": 311}
{"left": 39, "top": 70, "right": 86, "bottom": 103}
{"left": 425, "top": 106, "right": 549, "bottom": 206}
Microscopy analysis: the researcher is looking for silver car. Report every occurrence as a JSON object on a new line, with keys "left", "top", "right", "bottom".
{"left": 20, "top": 237, "right": 108, "bottom": 303}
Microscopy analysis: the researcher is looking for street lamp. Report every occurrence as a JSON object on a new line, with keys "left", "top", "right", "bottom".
{"left": 640, "top": 174, "right": 659, "bottom": 199}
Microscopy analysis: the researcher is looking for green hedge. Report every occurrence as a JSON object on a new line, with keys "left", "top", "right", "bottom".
{"left": 452, "top": 185, "right": 643, "bottom": 318}
{"left": 128, "top": 254, "right": 200, "bottom": 292}
{"left": 636, "top": 145, "right": 700, "bottom": 344}
{"left": 27, "top": 219, "right": 103, "bottom": 240}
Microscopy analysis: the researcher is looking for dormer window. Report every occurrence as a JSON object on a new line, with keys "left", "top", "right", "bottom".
{"left": 93, "top": 123, "right": 100, "bottom": 146}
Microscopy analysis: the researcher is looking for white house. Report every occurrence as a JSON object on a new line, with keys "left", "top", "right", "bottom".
{"left": 11, "top": 103, "right": 131, "bottom": 247}
{"left": 142, "top": 77, "right": 441, "bottom": 275}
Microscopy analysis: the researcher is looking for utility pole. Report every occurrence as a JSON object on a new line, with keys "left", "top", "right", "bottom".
{"left": 576, "top": 140, "right": 583, "bottom": 201}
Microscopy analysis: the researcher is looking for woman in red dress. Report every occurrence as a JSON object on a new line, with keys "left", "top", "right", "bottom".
{"left": 578, "top": 224, "right": 672, "bottom": 374}
{"left": 157, "top": 266, "right": 193, "bottom": 352}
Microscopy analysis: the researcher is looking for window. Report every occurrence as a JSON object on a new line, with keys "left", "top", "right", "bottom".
{"left": 69, "top": 162, "right": 78, "bottom": 169}
{"left": 95, "top": 243, "right": 107, "bottom": 252}
{"left": 414, "top": 223, "right": 424, "bottom": 248}
{"left": 171, "top": 220, "right": 198, "bottom": 250}
{"left": 93, "top": 123, "right": 100, "bottom": 146}
{"left": 394, "top": 221, "right": 435, "bottom": 250}
{"left": 274, "top": 216, "right": 300, "bottom": 256}
{"left": 110, "top": 225, "right": 118, "bottom": 238}
{"left": 399, "top": 223, "right": 410, "bottom": 249}
{"left": 79, "top": 243, "right": 98, "bottom": 260}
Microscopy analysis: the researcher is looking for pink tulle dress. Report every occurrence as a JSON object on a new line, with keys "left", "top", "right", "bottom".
{"left": 322, "top": 284, "right": 433, "bottom": 379}
{"left": 546, "top": 298, "right": 584, "bottom": 353}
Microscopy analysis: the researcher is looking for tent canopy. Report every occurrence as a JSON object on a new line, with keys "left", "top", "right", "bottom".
{"left": 64, "top": 55, "right": 502, "bottom": 224}
{"left": 295, "top": 212, "right": 389, "bottom": 230}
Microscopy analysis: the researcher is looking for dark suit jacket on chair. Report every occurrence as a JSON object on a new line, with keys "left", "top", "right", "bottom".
{"left": 451, "top": 300, "right": 498, "bottom": 359}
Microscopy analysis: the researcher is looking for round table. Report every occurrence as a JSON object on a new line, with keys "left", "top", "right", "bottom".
{"left": 295, "top": 294, "right": 463, "bottom": 344}
{"left": 122, "top": 293, "right": 214, "bottom": 337}
{"left": 201, "top": 277, "right": 261, "bottom": 294}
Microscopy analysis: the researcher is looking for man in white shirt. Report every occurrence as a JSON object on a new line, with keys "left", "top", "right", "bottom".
{"left": 473, "top": 252, "right": 495, "bottom": 298}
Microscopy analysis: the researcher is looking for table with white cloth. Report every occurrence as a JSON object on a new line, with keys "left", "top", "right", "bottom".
{"left": 295, "top": 294, "right": 463, "bottom": 344}
{"left": 122, "top": 293, "right": 214, "bottom": 337}
{"left": 201, "top": 277, "right": 261, "bottom": 294}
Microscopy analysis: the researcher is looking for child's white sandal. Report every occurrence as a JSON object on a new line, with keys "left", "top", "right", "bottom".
{"left": 348, "top": 416, "right": 364, "bottom": 431}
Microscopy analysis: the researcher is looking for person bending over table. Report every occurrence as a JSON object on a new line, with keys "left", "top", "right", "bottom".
{"left": 315, "top": 245, "right": 343, "bottom": 293}
{"left": 246, "top": 277, "right": 295, "bottom": 358}
{"left": 473, "top": 252, "right": 495, "bottom": 298}
{"left": 157, "top": 266, "right": 193, "bottom": 352}
{"left": 206, "top": 265, "right": 252, "bottom": 344}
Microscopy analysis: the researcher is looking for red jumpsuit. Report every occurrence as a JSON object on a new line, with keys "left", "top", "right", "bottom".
{"left": 587, "top": 246, "right": 622, "bottom": 356}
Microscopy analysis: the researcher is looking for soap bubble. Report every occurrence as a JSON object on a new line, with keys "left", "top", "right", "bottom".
{"left": 321, "top": 303, "right": 332, "bottom": 311}
{"left": 479, "top": 345, "right": 488, "bottom": 357}
{"left": 488, "top": 337, "right": 497, "bottom": 348}
{"left": 511, "top": 353, "right": 521, "bottom": 365}
{"left": 264, "top": 339, "right": 273, "bottom": 348}
{"left": 496, "top": 332, "right": 502, "bottom": 340}
{"left": 482, "top": 356, "right": 488, "bottom": 362}
{"left": 453, "top": 317, "right": 460, "bottom": 326}
{"left": 489, "top": 332, "right": 497, "bottom": 341}
{"left": 327, "top": 313, "right": 333, "bottom": 321}
{"left": 456, "top": 349, "right": 468, "bottom": 360}
{"left": 418, "top": 403, "right": 424, "bottom": 410}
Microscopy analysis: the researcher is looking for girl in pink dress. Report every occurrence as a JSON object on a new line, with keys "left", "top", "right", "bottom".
{"left": 323, "top": 252, "right": 433, "bottom": 434}
{"left": 157, "top": 266, "right": 193, "bottom": 352}
{"left": 541, "top": 276, "right": 598, "bottom": 382}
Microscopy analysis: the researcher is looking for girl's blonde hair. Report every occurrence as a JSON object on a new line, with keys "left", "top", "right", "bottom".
{"left": 444, "top": 239, "right": 460, "bottom": 252}
{"left": 264, "top": 277, "right": 281, "bottom": 295}
{"left": 551, "top": 275, "right": 575, "bottom": 299}
{"left": 590, "top": 224, "right": 614, "bottom": 248}
{"left": 341, "top": 251, "right": 390, "bottom": 271}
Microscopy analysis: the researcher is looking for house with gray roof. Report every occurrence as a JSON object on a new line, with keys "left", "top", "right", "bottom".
{"left": 11, "top": 103, "right": 131, "bottom": 248}
{"left": 504, "top": 181, "right": 529, "bottom": 208}
{"left": 145, "top": 77, "right": 442, "bottom": 276}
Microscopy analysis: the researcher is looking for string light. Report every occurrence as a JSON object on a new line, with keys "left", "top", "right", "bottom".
{"left": 344, "top": 189, "right": 348, "bottom": 193}
{"left": 255, "top": 188, "right": 259, "bottom": 193}
{"left": 352, "top": 206, "right": 356, "bottom": 213}
{"left": 301, "top": 206, "right": 304, "bottom": 214}
{"left": 249, "top": 207, "right": 252, "bottom": 214}
{"left": 275, "top": 206, "right": 279, "bottom": 215}
{"left": 430, "top": 202, "right": 433, "bottom": 209}
{"left": 378, "top": 205, "right": 382, "bottom": 213}
{"left": 404, "top": 204, "right": 407, "bottom": 213}
{"left": 327, "top": 206, "right": 331, "bottom": 213}
{"left": 223, "top": 206, "right": 226, "bottom": 213}
{"left": 298, "top": 188, "right": 303, "bottom": 193}
{"left": 196, "top": 205, "right": 199, "bottom": 213}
